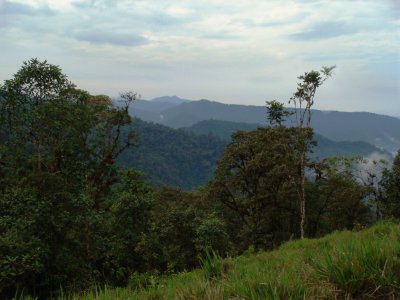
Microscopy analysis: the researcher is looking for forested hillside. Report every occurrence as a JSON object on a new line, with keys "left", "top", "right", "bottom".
{"left": 1, "top": 59, "right": 399, "bottom": 299}
{"left": 117, "top": 118, "right": 390, "bottom": 190}
{"left": 130, "top": 97, "right": 400, "bottom": 154}
{"left": 118, "top": 118, "right": 226, "bottom": 189}
{"left": 184, "top": 119, "right": 390, "bottom": 158}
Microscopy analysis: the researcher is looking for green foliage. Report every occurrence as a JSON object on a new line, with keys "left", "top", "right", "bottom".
{"left": 380, "top": 150, "right": 400, "bottom": 218}
{"left": 184, "top": 119, "right": 388, "bottom": 159}
{"left": 148, "top": 187, "right": 231, "bottom": 273}
{"left": 118, "top": 118, "right": 226, "bottom": 190}
{"left": 208, "top": 126, "right": 310, "bottom": 249}
{"left": 307, "top": 157, "right": 373, "bottom": 236}
{"left": 0, "top": 181, "right": 103, "bottom": 297}
{"left": 266, "top": 100, "right": 292, "bottom": 126}
{"left": 1, "top": 59, "right": 397, "bottom": 299}
{"left": 0, "top": 59, "right": 138, "bottom": 297}
{"left": 104, "top": 170, "right": 155, "bottom": 284}
{"left": 290, "top": 66, "right": 335, "bottom": 128}
{"left": 69, "top": 221, "right": 400, "bottom": 300}
{"left": 194, "top": 214, "right": 231, "bottom": 256}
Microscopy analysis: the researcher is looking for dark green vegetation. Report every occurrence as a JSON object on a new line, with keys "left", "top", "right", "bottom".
{"left": 118, "top": 119, "right": 226, "bottom": 189}
{"left": 1, "top": 59, "right": 399, "bottom": 299}
{"left": 73, "top": 221, "right": 400, "bottom": 300}
{"left": 117, "top": 119, "right": 389, "bottom": 190}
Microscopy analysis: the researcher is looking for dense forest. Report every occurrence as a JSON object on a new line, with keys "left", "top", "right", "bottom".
{"left": 117, "top": 119, "right": 389, "bottom": 190}
{"left": 0, "top": 59, "right": 399, "bottom": 299}
{"left": 118, "top": 118, "right": 226, "bottom": 189}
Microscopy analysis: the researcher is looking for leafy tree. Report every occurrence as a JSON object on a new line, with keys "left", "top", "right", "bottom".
{"left": 307, "top": 157, "right": 372, "bottom": 236}
{"left": 208, "top": 127, "right": 307, "bottom": 249}
{"left": 289, "top": 66, "right": 335, "bottom": 128}
{"left": 380, "top": 151, "right": 400, "bottom": 218}
{"left": 104, "top": 170, "right": 155, "bottom": 285}
{"left": 0, "top": 58, "right": 137, "bottom": 203}
{"left": 266, "top": 100, "right": 292, "bottom": 126}
{"left": 0, "top": 59, "right": 137, "bottom": 297}
{"left": 0, "top": 58, "right": 74, "bottom": 172}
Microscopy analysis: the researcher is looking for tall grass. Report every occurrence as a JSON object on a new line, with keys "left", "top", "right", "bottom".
{"left": 312, "top": 223, "right": 400, "bottom": 298}
{"left": 24, "top": 220, "right": 400, "bottom": 299}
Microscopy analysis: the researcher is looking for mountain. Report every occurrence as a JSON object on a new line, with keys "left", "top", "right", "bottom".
{"left": 183, "top": 119, "right": 391, "bottom": 159}
{"left": 129, "top": 98, "right": 400, "bottom": 154}
{"left": 159, "top": 100, "right": 264, "bottom": 128}
{"left": 127, "top": 96, "right": 191, "bottom": 121}
{"left": 150, "top": 95, "right": 191, "bottom": 104}
{"left": 117, "top": 118, "right": 391, "bottom": 190}
{"left": 183, "top": 119, "right": 260, "bottom": 140}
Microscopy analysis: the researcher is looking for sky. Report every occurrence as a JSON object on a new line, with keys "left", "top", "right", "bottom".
{"left": 0, "top": 0, "right": 399, "bottom": 116}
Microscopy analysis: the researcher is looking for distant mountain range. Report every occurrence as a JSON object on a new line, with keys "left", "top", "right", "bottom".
{"left": 129, "top": 96, "right": 400, "bottom": 155}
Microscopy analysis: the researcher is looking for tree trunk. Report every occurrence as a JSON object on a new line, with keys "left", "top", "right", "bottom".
{"left": 300, "top": 153, "right": 305, "bottom": 239}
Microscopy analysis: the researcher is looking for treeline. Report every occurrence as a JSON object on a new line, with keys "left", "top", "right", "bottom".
{"left": 0, "top": 59, "right": 399, "bottom": 298}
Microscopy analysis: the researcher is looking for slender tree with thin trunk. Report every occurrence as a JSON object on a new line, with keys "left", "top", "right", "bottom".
{"left": 289, "top": 66, "right": 335, "bottom": 239}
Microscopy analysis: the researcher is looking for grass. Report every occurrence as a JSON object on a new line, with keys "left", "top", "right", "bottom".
{"left": 26, "top": 221, "right": 400, "bottom": 299}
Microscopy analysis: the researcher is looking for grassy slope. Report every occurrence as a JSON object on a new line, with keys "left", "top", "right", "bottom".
{"left": 68, "top": 221, "right": 399, "bottom": 299}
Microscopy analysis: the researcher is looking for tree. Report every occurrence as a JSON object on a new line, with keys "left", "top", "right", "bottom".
{"left": 266, "top": 100, "right": 292, "bottom": 126}
{"left": 0, "top": 59, "right": 137, "bottom": 204}
{"left": 380, "top": 151, "right": 400, "bottom": 218}
{"left": 307, "top": 157, "right": 372, "bottom": 236}
{"left": 105, "top": 170, "right": 155, "bottom": 285}
{"left": 0, "top": 58, "right": 75, "bottom": 172}
{"left": 287, "top": 66, "right": 335, "bottom": 239}
{"left": 0, "top": 59, "right": 138, "bottom": 297}
{"left": 208, "top": 127, "right": 304, "bottom": 249}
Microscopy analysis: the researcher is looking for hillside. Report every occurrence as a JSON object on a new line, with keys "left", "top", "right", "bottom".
{"left": 184, "top": 119, "right": 392, "bottom": 159}
{"left": 117, "top": 118, "right": 226, "bottom": 189}
{"left": 73, "top": 221, "right": 400, "bottom": 299}
{"left": 130, "top": 97, "right": 400, "bottom": 154}
{"left": 116, "top": 119, "right": 391, "bottom": 190}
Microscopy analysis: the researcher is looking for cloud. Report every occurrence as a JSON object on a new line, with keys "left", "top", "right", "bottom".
{"left": 72, "top": 0, "right": 117, "bottom": 9}
{"left": 149, "top": 13, "right": 185, "bottom": 27}
{"left": 75, "top": 30, "right": 148, "bottom": 47}
{"left": 0, "top": 0, "right": 399, "bottom": 117}
{"left": 202, "top": 31, "right": 238, "bottom": 40}
{"left": 0, "top": 0, "right": 55, "bottom": 16}
{"left": 236, "top": 11, "right": 310, "bottom": 28}
{"left": 288, "top": 21, "right": 359, "bottom": 40}
{"left": 388, "top": 0, "right": 400, "bottom": 19}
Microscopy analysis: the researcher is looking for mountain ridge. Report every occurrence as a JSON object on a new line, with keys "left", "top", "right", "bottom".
{"left": 129, "top": 97, "right": 400, "bottom": 154}
{"left": 118, "top": 118, "right": 393, "bottom": 190}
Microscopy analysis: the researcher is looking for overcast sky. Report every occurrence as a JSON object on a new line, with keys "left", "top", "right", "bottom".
{"left": 1, "top": 0, "right": 399, "bottom": 116}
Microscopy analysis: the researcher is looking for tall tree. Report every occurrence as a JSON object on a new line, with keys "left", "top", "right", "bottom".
{"left": 0, "top": 58, "right": 138, "bottom": 296}
{"left": 0, "top": 58, "right": 74, "bottom": 172}
{"left": 209, "top": 127, "right": 303, "bottom": 249}
{"left": 288, "top": 66, "right": 335, "bottom": 239}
